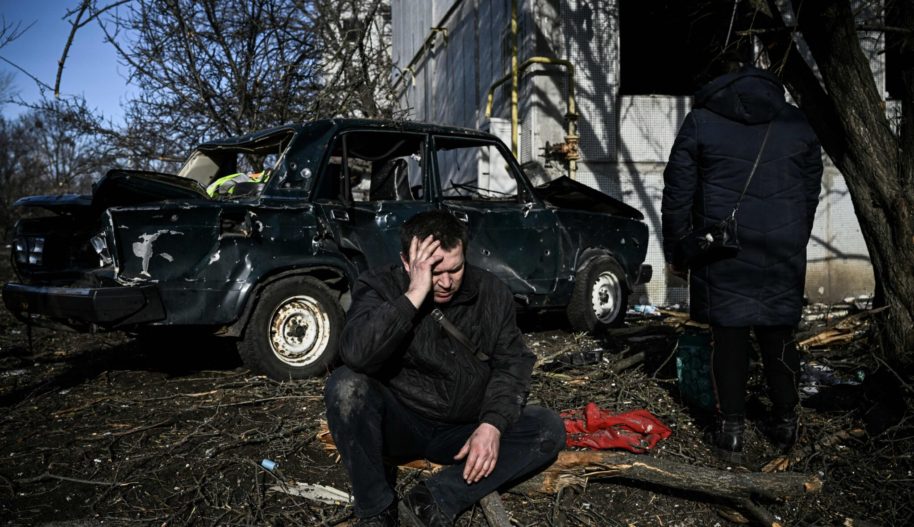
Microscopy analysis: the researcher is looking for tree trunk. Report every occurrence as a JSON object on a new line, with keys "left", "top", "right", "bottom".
{"left": 507, "top": 450, "right": 821, "bottom": 501}
{"left": 753, "top": 0, "right": 914, "bottom": 366}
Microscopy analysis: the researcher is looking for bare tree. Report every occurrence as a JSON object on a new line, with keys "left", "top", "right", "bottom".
{"left": 6, "top": 0, "right": 400, "bottom": 172}
{"left": 0, "top": 15, "right": 38, "bottom": 105}
{"left": 728, "top": 0, "right": 914, "bottom": 365}
{"left": 86, "top": 0, "right": 322, "bottom": 155}
{"left": 0, "top": 16, "right": 29, "bottom": 49}
{"left": 31, "top": 101, "right": 111, "bottom": 193}
{"left": 90, "top": 0, "right": 399, "bottom": 158}
{"left": 0, "top": 116, "right": 41, "bottom": 240}
{"left": 0, "top": 103, "right": 109, "bottom": 240}
{"left": 312, "top": 0, "right": 400, "bottom": 118}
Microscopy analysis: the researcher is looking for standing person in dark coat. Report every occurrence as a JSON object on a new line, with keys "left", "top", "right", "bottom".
{"left": 324, "top": 210, "right": 565, "bottom": 527}
{"left": 662, "top": 60, "right": 823, "bottom": 463}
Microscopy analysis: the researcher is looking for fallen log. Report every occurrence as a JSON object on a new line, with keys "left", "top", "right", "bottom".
{"left": 317, "top": 423, "right": 821, "bottom": 502}
{"left": 509, "top": 450, "right": 821, "bottom": 502}
{"left": 479, "top": 492, "right": 511, "bottom": 527}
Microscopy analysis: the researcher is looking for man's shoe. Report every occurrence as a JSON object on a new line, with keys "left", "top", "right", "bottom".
{"left": 354, "top": 501, "right": 398, "bottom": 526}
{"left": 398, "top": 481, "right": 452, "bottom": 527}
{"left": 707, "top": 415, "right": 745, "bottom": 465}
{"left": 767, "top": 411, "right": 799, "bottom": 453}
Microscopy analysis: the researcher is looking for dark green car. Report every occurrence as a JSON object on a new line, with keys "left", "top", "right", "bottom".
{"left": 3, "top": 119, "right": 651, "bottom": 379}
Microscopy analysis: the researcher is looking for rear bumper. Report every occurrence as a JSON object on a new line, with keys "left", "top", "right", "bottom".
{"left": 634, "top": 264, "right": 652, "bottom": 286}
{"left": 2, "top": 283, "right": 165, "bottom": 329}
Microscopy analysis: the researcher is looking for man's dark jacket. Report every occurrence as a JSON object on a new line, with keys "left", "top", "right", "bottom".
{"left": 339, "top": 263, "right": 534, "bottom": 433}
{"left": 662, "top": 66, "right": 823, "bottom": 326}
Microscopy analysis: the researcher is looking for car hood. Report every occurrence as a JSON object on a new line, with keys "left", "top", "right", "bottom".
{"left": 14, "top": 170, "right": 209, "bottom": 215}
{"left": 533, "top": 176, "right": 644, "bottom": 220}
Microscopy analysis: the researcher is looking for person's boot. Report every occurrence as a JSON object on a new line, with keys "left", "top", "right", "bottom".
{"left": 398, "top": 481, "right": 452, "bottom": 527}
{"left": 767, "top": 409, "right": 799, "bottom": 453}
{"left": 354, "top": 500, "right": 398, "bottom": 526}
{"left": 708, "top": 414, "right": 745, "bottom": 465}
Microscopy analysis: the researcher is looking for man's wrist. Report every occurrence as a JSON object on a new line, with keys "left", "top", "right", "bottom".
{"left": 480, "top": 413, "right": 508, "bottom": 434}
{"left": 478, "top": 422, "right": 501, "bottom": 436}
{"left": 405, "top": 287, "right": 427, "bottom": 309}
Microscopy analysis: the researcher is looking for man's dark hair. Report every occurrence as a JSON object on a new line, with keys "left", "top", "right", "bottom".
{"left": 399, "top": 210, "right": 468, "bottom": 259}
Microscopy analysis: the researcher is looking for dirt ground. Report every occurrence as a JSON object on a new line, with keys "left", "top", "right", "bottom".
{"left": 2, "top": 250, "right": 912, "bottom": 526}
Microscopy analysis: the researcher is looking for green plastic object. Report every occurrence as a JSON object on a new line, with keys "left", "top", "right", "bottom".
{"left": 676, "top": 330, "right": 715, "bottom": 411}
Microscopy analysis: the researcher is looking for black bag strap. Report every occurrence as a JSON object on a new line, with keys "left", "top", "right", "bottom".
{"left": 730, "top": 117, "right": 776, "bottom": 218}
{"left": 431, "top": 308, "right": 491, "bottom": 361}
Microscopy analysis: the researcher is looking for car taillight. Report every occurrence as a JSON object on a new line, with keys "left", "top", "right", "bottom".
{"left": 13, "top": 236, "right": 44, "bottom": 266}
{"left": 90, "top": 233, "right": 114, "bottom": 266}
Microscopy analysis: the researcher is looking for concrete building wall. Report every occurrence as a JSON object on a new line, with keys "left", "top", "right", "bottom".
{"left": 391, "top": 0, "right": 876, "bottom": 305}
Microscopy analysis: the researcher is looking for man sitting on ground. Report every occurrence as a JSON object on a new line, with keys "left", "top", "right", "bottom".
{"left": 324, "top": 210, "right": 565, "bottom": 526}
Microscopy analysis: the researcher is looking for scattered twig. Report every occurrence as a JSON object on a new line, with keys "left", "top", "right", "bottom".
{"left": 84, "top": 417, "right": 175, "bottom": 440}
{"left": 204, "top": 424, "right": 309, "bottom": 459}
{"left": 736, "top": 497, "right": 781, "bottom": 526}
{"left": 15, "top": 471, "right": 130, "bottom": 487}
{"left": 610, "top": 351, "right": 646, "bottom": 373}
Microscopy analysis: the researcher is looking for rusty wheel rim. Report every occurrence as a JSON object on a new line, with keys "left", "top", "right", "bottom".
{"left": 268, "top": 295, "right": 331, "bottom": 366}
{"left": 590, "top": 270, "right": 622, "bottom": 324}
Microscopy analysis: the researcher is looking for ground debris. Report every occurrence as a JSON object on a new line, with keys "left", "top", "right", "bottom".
{"left": 268, "top": 481, "right": 351, "bottom": 505}
{"left": 1, "top": 293, "right": 912, "bottom": 525}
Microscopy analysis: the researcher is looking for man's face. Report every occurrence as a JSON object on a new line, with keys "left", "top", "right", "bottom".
{"left": 401, "top": 240, "right": 466, "bottom": 304}
{"left": 429, "top": 243, "right": 465, "bottom": 304}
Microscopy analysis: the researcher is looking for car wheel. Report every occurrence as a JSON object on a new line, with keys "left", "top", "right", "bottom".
{"left": 567, "top": 256, "right": 629, "bottom": 332}
{"left": 239, "top": 276, "right": 344, "bottom": 380}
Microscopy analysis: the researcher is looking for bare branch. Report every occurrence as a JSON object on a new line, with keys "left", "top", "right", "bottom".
{"left": 55, "top": 0, "right": 91, "bottom": 98}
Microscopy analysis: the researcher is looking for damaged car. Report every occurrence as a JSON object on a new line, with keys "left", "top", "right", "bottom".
{"left": 3, "top": 119, "right": 651, "bottom": 380}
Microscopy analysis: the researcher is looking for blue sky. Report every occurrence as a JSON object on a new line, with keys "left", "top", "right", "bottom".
{"left": 0, "top": 0, "right": 133, "bottom": 123}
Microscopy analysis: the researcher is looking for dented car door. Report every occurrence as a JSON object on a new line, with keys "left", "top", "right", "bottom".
{"left": 432, "top": 135, "right": 562, "bottom": 297}
{"left": 315, "top": 130, "right": 433, "bottom": 272}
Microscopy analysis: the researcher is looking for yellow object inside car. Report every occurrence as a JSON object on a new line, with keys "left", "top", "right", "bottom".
{"left": 206, "top": 171, "right": 266, "bottom": 197}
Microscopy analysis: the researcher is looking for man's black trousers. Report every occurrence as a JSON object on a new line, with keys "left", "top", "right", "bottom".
{"left": 324, "top": 366, "right": 565, "bottom": 520}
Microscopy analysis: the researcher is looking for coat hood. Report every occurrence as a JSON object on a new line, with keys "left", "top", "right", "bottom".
{"left": 694, "top": 65, "right": 787, "bottom": 125}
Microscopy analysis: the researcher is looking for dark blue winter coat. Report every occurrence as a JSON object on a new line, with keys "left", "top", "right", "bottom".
{"left": 662, "top": 66, "right": 823, "bottom": 326}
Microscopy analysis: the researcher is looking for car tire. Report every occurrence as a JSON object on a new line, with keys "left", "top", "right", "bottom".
{"left": 566, "top": 256, "right": 629, "bottom": 332}
{"left": 239, "top": 276, "right": 343, "bottom": 380}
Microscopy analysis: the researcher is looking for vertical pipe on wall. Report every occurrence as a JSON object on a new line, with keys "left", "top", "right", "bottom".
{"left": 511, "top": 0, "right": 520, "bottom": 159}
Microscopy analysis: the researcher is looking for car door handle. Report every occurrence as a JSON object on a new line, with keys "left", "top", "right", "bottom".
{"left": 452, "top": 211, "right": 468, "bottom": 223}
{"left": 330, "top": 209, "right": 350, "bottom": 222}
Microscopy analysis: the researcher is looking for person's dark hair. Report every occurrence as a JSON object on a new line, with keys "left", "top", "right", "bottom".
{"left": 399, "top": 210, "right": 468, "bottom": 259}
{"left": 695, "top": 47, "right": 750, "bottom": 88}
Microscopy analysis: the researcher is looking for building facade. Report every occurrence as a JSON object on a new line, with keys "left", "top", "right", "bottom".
{"left": 390, "top": 0, "right": 880, "bottom": 306}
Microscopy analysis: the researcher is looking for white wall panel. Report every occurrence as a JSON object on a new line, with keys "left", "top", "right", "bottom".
{"left": 618, "top": 95, "right": 690, "bottom": 164}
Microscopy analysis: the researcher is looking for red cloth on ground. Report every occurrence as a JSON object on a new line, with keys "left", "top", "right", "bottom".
{"left": 560, "top": 402, "right": 672, "bottom": 453}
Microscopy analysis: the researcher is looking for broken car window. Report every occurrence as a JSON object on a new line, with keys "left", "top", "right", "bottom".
{"left": 434, "top": 136, "right": 518, "bottom": 201}
{"left": 316, "top": 131, "right": 425, "bottom": 203}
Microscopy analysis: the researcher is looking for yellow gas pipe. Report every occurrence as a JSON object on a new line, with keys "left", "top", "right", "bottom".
{"left": 484, "top": 56, "right": 579, "bottom": 179}
{"left": 485, "top": 0, "right": 579, "bottom": 179}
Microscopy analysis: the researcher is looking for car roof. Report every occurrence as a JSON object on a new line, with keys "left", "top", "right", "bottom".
{"left": 196, "top": 119, "right": 500, "bottom": 149}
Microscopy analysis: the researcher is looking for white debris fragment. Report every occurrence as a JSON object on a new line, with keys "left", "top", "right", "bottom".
{"left": 268, "top": 482, "right": 352, "bottom": 505}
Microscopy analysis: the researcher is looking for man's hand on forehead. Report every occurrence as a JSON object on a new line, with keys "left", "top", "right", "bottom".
{"left": 404, "top": 235, "right": 443, "bottom": 308}
{"left": 409, "top": 234, "right": 442, "bottom": 264}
